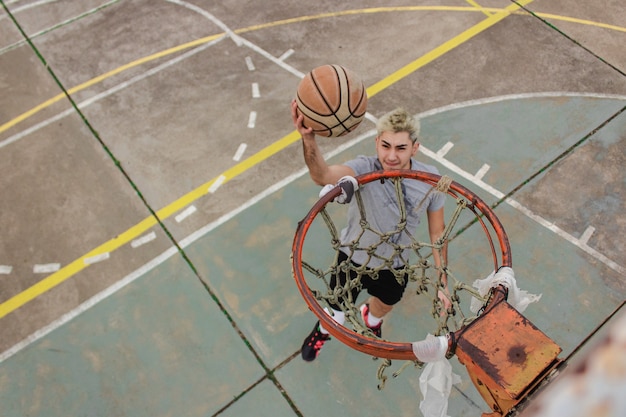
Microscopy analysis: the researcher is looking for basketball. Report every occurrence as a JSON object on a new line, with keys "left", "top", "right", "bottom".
{"left": 295, "top": 64, "right": 368, "bottom": 137}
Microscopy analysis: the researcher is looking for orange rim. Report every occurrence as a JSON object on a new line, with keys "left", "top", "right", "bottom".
{"left": 292, "top": 170, "right": 511, "bottom": 360}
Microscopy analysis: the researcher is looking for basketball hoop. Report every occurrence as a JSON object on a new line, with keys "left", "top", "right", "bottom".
{"left": 291, "top": 169, "right": 512, "bottom": 361}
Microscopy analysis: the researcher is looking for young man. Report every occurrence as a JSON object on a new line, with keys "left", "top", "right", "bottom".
{"left": 291, "top": 101, "right": 449, "bottom": 361}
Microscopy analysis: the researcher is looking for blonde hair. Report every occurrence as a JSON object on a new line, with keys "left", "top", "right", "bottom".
{"left": 376, "top": 108, "right": 420, "bottom": 143}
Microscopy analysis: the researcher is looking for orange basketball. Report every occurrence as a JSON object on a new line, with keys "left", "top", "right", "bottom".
{"left": 295, "top": 64, "right": 368, "bottom": 137}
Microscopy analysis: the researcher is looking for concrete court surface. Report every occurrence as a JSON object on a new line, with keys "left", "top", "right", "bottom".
{"left": 0, "top": 0, "right": 625, "bottom": 416}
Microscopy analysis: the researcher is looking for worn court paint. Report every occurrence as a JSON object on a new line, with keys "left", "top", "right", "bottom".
{"left": 0, "top": 0, "right": 121, "bottom": 54}
{"left": 1, "top": 95, "right": 623, "bottom": 417}
{"left": 0, "top": 2, "right": 535, "bottom": 319}
{"left": 0, "top": 38, "right": 224, "bottom": 148}
{"left": 418, "top": 96, "right": 626, "bottom": 275}
{"left": 0, "top": 256, "right": 266, "bottom": 417}
{"left": 419, "top": 96, "right": 625, "bottom": 193}
{"left": 2, "top": 4, "right": 622, "bottom": 138}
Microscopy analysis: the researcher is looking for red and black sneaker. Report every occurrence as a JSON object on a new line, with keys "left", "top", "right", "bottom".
{"left": 301, "top": 321, "right": 331, "bottom": 362}
{"left": 360, "top": 303, "right": 383, "bottom": 338}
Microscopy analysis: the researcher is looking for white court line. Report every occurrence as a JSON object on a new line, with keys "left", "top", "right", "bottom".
{"left": 418, "top": 92, "right": 626, "bottom": 119}
{"left": 436, "top": 141, "right": 454, "bottom": 157}
{"left": 580, "top": 226, "right": 596, "bottom": 245}
{"left": 417, "top": 100, "right": 626, "bottom": 277}
{"left": 245, "top": 56, "right": 255, "bottom": 71}
{"left": 239, "top": 36, "right": 305, "bottom": 79}
{"left": 208, "top": 175, "right": 226, "bottom": 193}
{"left": 175, "top": 205, "right": 197, "bottom": 223}
{"left": 84, "top": 252, "right": 110, "bottom": 265}
{"left": 233, "top": 143, "right": 247, "bottom": 161}
{"left": 33, "top": 263, "right": 61, "bottom": 274}
{"left": 0, "top": 0, "right": 60, "bottom": 21}
{"left": 131, "top": 231, "right": 157, "bottom": 248}
{"left": 421, "top": 146, "right": 625, "bottom": 275}
{"left": 0, "top": 266, "right": 12, "bottom": 275}
{"left": 165, "top": 0, "right": 243, "bottom": 46}
{"left": 247, "top": 111, "right": 257, "bottom": 128}
{"left": 252, "top": 82, "right": 260, "bottom": 98}
{"left": 278, "top": 48, "right": 295, "bottom": 61}
{"left": 505, "top": 201, "right": 623, "bottom": 274}
{"left": 0, "top": 246, "right": 180, "bottom": 363}
{"left": 475, "top": 163, "right": 490, "bottom": 180}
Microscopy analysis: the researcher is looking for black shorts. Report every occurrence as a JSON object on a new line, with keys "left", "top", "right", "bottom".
{"left": 329, "top": 251, "right": 409, "bottom": 308}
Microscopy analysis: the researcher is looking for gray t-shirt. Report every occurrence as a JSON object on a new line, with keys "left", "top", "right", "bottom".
{"left": 340, "top": 156, "right": 446, "bottom": 268}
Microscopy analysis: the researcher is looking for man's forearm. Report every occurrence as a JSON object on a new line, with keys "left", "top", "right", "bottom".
{"left": 302, "top": 137, "right": 329, "bottom": 186}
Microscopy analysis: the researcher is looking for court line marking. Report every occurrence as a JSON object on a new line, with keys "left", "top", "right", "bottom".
{"left": 0, "top": 1, "right": 534, "bottom": 319}
{"left": 83, "top": 252, "right": 110, "bottom": 265}
{"left": 2, "top": 5, "right": 624, "bottom": 138}
{"left": 252, "top": 82, "right": 260, "bottom": 98}
{"left": 0, "top": 36, "right": 226, "bottom": 147}
{"left": 245, "top": 56, "right": 255, "bottom": 71}
{"left": 437, "top": 141, "right": 455, "bottom": 157}
{"left": 164, "top": 0, "right": 243, "bottom": 46}
{"left": 3, "top": 92, "right": 624, "bottom": 364}
{"left": 0, "top": 0, "right": 121, "bottom": 54}
{"left": 247, "top": 111, "right": 257, "bottom": 128}
{"left": 208, "top": 175, "right": 226, "bottom": 194}
{"left": 0, "top": 0, "right": 59, "bottom": 23}
{"left": 465, "top": 0, "right": 494, "bottom": 17}
{"left": 418, "top": 119, "right": 626, "bottom": 277}
{"left": 580, "top": 226, "right": 596, "bottom": 245}
{"left": 174, "top": 205, "right": 197, "bottom": 223}
{"left": 32, "top": 263, "right": 60, "bottom": 274}
{"left": 475, "top": 163, "right": 490, "bottom": 180}
{"left": 130, "top": 231, "right": 157, "bottom": 248}
{"left": 278, "top": 48, "right": 295, "bottom": 61}
{"left": 233, "top": 143, "right": 248, "bottom": 161}
{"left": 0, "top": 33, "right": 224, "bottom": 139}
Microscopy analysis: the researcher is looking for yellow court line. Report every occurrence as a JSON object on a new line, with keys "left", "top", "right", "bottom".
{"left": 367, "top": 0, "right": 534, "bottom": 97}
{"left": 0, "top": 34, "right": 225, "bottom": 135}
{"left": 535, "top": 13, "right": 626, "bottom": 33}
{"left": 0, "top": 2, "right": 536, "bottom": 320}
{"left": 465, "top": 0, "right": 494, "bottom": 17}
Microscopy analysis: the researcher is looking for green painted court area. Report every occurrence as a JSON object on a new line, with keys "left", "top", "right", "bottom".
{"left": 1, "top": 96, "right": 623, "bottom": 416}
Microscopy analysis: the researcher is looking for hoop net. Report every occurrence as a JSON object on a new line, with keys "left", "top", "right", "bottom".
{"left": 291, "top": 170, "right": 511, "bottom": 361}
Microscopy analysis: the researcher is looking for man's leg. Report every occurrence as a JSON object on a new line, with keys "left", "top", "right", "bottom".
{"left": 368, "top": 296, "right": 394, "bottom": 318}
{"left": 301, "top": 251, "right": 359, "bottom": 361}
{"left": 360, "top": 270, "right": 408, "bottom": 337}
